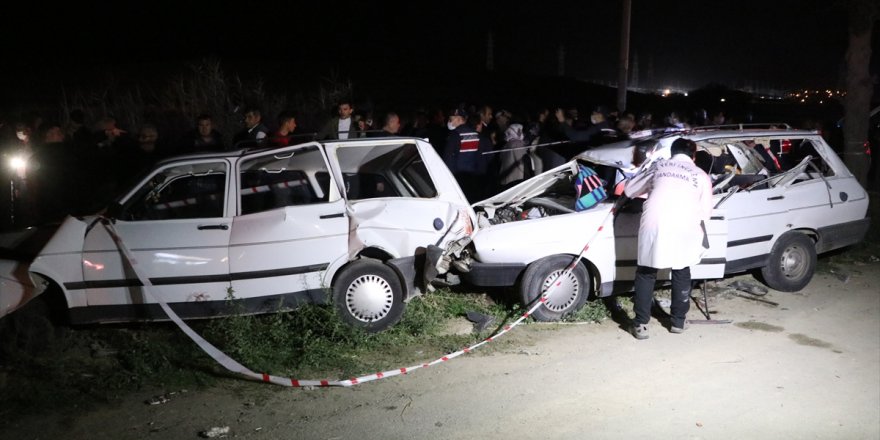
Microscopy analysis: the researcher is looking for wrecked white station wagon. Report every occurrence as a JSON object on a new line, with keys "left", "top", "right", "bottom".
{"left": 441, "top": 127, "right": 870, "bottom": 321}
{"left": 2, "top": 138, "right": 477, "bottom": 332}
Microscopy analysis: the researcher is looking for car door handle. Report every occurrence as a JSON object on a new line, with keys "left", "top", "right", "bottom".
{"left": 197, "top": 224, "right": 229, "bottom": 230}
{"left": 320, "top": 213, "right": 345, "bottom": 219}
{"left": 767, "top": 196, "right": 784, "bottom": 201}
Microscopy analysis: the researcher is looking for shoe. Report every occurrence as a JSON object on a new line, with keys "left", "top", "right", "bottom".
{"left": 630, "top": 323, "right": 649, "bottom": 340}
{"left": 670, "top": 321, "right": 689, "bottom": 334}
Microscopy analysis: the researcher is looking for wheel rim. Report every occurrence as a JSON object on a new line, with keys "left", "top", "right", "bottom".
{"left": 779, "top": 244, "right": 809, "bottom": 280}
{"left": 345, "top": 274, "right": 394, "bottom": 323}
{"left": 540, "top": 269, "right": 580, "bottom": 312}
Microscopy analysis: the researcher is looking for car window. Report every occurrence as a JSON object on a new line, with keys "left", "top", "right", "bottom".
{"left": 239, "top": 145, "right": 329, "bottom": 215}
{"left": 122, "top": 161, "right": 227, "bottom": 221}
{"left": 335, "top": 142, "right": 437, "bottom": 200}
{"left": 786, "top": 139, "right": 835, "bottom": 178}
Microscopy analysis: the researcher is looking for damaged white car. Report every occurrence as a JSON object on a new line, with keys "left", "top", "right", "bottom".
{"left": 444, "top": 127, "right": 870, "bottom": 320}
{"left": 1, "top": 138, "right": 476, "bottom": 332}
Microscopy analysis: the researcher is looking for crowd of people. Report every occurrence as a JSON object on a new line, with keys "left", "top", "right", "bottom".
{"left": 0, "top": 99, "right": 778, "bottom": 229}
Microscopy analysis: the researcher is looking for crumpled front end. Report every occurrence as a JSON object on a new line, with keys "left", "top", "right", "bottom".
{"left": 0, "top": 259, "right": 45, "bottom": 319}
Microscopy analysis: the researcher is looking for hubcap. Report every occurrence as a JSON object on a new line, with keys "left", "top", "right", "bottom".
{"left": 780, "top": 244, "right": 809, "bottom": 280}
{"left": 541, "top": 269, "right": 580, "bottom": 312}
{"left": 345, "top": 274, "right": 393, "bottom": 322}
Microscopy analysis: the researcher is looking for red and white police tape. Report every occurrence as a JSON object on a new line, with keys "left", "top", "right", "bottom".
{"left": 100, "top": 204, "right": 617, "bottom": 388}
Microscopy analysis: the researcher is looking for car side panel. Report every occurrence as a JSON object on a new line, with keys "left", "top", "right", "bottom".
{"left": 80, "top": 218, "right": 232, "bottom": 308}
{"left": 228, "top": 199, "right": 349, "bottom": 300}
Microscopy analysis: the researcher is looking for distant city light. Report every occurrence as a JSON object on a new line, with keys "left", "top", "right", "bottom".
{"left": 662, "top": 89, "right": 671, "bottom": 97}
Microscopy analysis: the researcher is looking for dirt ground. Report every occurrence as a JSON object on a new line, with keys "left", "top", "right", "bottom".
{"left": 2, "top": 262, "right": 878, "bottom": 440}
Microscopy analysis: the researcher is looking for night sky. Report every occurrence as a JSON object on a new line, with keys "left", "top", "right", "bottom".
{"left": 0, "top": 0, "right": 871, "bottom": 109}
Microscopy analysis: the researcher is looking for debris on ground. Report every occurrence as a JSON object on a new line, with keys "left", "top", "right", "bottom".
{"left": 466, "top": 311, "right": 496, "bottom": 333}
{"left": 200, "top": 426, "right": 230, "bottom": 438}
{"left": 829, "top": 268, "right": 851, "bottom": 283}
{"left": 145, "top": 390, "right": 186, "bottom": 405}
{"left": 727, "top": 280, "right": 769, "bottom": 296}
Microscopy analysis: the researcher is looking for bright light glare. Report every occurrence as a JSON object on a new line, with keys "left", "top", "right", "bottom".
{"left": 9, "top": 156, "right": 26, "bottom": 172}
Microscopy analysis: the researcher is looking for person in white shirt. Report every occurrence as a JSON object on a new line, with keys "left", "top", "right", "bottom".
{"left": 318, "top": 100, "right": 356, "bottom": 140}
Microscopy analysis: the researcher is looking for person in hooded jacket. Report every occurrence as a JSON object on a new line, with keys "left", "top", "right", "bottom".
{"left": 497, "top": 123, "right": 528, "bottom": 188}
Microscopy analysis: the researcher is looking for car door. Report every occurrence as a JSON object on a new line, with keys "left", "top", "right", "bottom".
{"left": 81, "top": 160, "right": 232, "bottom": 318}
{"left": 714, "top": 139, "right": 819, "bottom": 270}
{"left": 228, "top": 144, "right": 348, "bottom": 307}
{"left": 612, "top": 200, "right": 727, "bottom": 284}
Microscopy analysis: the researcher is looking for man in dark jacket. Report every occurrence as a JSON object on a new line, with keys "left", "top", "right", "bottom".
{"left": 232, "top": 107, "right": 269, "bottom": 148}
{"left": 317, "top": 100, "right": 357, "bottom": 140}
{"left": 443, "top": 107, "right": 487, "bottom": 201}
{"left": 181, "top": 114, "right": 225, "bottom": 153}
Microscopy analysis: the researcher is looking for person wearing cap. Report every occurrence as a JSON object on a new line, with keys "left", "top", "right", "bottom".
{"left": 623, "top": 138, "right": 713, "bottom": 340}
{"left": 442, "top": 107, "right": 487, "bottom": 201}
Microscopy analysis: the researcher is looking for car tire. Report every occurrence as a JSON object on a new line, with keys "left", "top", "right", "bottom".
{"left": 519, "top": 255, "right": 589, "bottom": 321}
{"left": 759, "top": 232, "right": 817, "bottom": 292}
{"left": 333, "top": 259, "right": 405, "bottom": 332}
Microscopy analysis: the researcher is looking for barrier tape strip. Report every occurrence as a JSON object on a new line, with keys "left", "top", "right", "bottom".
{"left": 100, "top": 204, "right": 617, "bottom": 388}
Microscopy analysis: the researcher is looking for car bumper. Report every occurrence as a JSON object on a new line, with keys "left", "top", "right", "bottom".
{"left": 462, "top": 261, "right": 526, "bottom": 287}
{"left": 816, "top": 217, "right": 871, "bottom": 254}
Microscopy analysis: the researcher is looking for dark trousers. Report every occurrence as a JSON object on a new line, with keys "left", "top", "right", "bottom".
{"left": 633, "top": 265, "right": 692, "bottom": 328}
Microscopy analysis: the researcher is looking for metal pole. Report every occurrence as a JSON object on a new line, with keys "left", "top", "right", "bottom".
{"left": 616, "top": 0, "right": 632, "bottom": 113}
{"left": 9, "top": 178, "right": 15, "bottom": 226}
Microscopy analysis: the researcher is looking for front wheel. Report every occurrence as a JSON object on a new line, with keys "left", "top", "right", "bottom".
{"left": 333, "top": 260, "right": 405, "bottom": 332}
{"left": 759, "top": 232, "right": 817, "bottom": 292}
{"left": 519, "top": 255, "right": 589, "bottom": 321}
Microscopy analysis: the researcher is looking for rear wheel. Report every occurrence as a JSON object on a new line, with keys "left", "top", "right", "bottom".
{"left": 333, "top": 260, "right": 405, "bottom": 332}
{"left": 759, "top": 232, "right": 816, "bottom": 292}
{"left": 519, "top": 255, "right": 589, "bottom": 321}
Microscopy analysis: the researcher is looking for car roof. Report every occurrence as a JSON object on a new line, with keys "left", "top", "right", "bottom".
{"left": 154, "top": 136, "right": 426, "bottom": 166}
{"left": 577, "top": 126, "right": 824, "bottom": 169}
{"left": 681, "top": 127, "right": 821, "bottom": 141}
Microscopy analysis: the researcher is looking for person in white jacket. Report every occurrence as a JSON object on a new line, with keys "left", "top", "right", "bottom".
{"left": 623, "top": 138, "right": 713, "bottom": 339}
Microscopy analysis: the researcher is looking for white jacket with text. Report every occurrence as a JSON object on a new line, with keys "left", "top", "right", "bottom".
{"left": 624, "top": 154, "right": 713, "bottom": 270}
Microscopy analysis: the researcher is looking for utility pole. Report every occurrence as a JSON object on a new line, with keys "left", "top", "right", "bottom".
{"left": 617, "top": 0, "right": 632, "bottom": 113}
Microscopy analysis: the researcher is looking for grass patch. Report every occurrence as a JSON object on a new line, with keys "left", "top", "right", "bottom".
{"left": 0, "top": 286, "right": 611, "bottom": 425}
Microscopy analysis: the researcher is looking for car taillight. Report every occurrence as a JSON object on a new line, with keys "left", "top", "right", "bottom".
{"left": 781, "top": 139, "right": 792, "bottom": 154}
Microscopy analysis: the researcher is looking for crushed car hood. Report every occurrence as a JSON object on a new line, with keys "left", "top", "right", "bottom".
{"left": 473, "top": 161, "right": 579, "bottom": 212}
